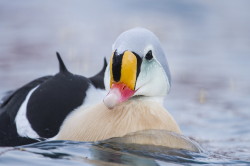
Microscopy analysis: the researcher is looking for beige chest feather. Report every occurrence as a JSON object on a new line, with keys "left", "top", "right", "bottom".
{"left": 55, "top": 100, "right": 181, "bottom": 141}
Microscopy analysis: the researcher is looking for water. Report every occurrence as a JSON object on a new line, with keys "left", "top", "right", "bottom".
{"left": 0, "top": 0, "right": 250, "bottom": 165}
{"left": 0, "top": 139, "right": 248, "bottom": 165}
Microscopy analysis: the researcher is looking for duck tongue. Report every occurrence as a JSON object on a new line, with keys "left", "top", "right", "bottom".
{"left": 103, "top": 83, "right": 135, "bottom": 109}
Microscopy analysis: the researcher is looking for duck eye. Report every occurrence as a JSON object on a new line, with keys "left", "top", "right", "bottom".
{"left": 145, "top": 50, "right": 153, "bottom": 60}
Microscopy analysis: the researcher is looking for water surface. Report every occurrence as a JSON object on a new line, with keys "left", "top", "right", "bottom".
{"left": 0, "top": 0, "right": 250, "bottom": 165}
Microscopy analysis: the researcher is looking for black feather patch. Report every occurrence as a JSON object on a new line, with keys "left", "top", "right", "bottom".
{"left": 56, "top": 52, "right": 68, "bottom": 73}
{"left": 0, "top": 76, "right": 51, "bottom": 146}
{"left": 132, "top": 52, "right": 142, "bottom": 79}
{"left": 112, "top": 50, "right": 122, "bottom": 82}
{"left": 27, "top": 73, "right": 90, "bottom": 138}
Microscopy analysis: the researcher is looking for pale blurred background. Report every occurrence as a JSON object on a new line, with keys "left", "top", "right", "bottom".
{"left": 0, "top": 0, "right": 250, "bottom": 160}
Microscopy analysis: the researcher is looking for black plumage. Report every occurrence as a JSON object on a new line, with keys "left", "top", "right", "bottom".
{"left": 0, "top": 53, "right": 107, "bottom": 146}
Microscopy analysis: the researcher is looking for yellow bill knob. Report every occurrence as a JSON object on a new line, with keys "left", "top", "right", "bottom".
{"left": 120, "top": 51, "right": 137, "bottom": 90}
{"left": 110, "top": 51, "right": 138, "bottom": 90}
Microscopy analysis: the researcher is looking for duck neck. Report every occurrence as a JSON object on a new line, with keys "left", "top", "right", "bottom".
{"left": 131, "top": 95, "right": 164, "bottom": 105}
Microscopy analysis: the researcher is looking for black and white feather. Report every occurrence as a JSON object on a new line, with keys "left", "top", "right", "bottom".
{"left": 0, "top": 53, "right": 107, "bottom": 146}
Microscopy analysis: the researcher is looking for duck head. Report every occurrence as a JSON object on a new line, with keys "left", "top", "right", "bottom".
{"left": 103, "top": 28, "right": 171, "bottom": 109}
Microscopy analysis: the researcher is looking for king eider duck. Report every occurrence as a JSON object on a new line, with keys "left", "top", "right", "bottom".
{"left": 54, "top": 28, "right": 182, "bottom": 145}
{"left": 0, "top": 53, "right": 107, "bottom": 146}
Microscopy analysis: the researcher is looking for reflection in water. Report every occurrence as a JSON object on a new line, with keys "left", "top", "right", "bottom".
{"left": 14, "top": 137, "right": 202, "bottom": 165}
{"left": 101, "top": 130, "right": 202, "bottom": 152}
{"left": 0, "top": 132, "right": 249, "bottom": 165}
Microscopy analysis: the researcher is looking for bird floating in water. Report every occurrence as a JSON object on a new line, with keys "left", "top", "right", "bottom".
{"left": 0, "top": 28, "right": 192, "bottom": 151}
{"left": 54, "top": 28, "right": 182, "bottom": 144}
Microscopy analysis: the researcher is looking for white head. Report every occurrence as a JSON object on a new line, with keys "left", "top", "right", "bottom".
{"left": 103, "top": 28, "right": 171, "bottom": 109}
